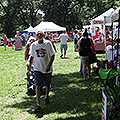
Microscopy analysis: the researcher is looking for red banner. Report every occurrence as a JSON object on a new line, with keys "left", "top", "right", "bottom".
{"left": 15, "top": 41, "right": 23, "bottom": 51}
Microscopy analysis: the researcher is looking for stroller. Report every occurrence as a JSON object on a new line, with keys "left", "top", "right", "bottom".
{"left": 26, "top": 69, "right": 46, "bottom": 96}
{"left": 99, "top": 68, "right": 120, "bottom": 119}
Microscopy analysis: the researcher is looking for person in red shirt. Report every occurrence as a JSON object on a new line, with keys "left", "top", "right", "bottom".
{"left": 4, "top": 35, "right": 7, "bottom": 50}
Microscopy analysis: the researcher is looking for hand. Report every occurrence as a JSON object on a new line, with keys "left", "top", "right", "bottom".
{"left": 28, "top": 65, "right": 32, "bottom": 72}
{"left": 46, "top": 65, "right": 50, "bottom": 72}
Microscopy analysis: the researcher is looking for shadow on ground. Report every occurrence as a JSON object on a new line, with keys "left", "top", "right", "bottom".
{"left": 6, "top": 72, "right": 103, "bottom": 120}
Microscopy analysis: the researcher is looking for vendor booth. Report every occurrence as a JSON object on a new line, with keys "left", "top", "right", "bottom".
{"left": 91, "top": 8, "right": 116, "bottom": 52}
{"left": 104, "top": 7, "right": 120, "bottom": 63}
{"left": 91, "top": 8, "right": 115, "bottom": 39}
{"left": 99, "top": 7, "right": 120, "bottom": 120}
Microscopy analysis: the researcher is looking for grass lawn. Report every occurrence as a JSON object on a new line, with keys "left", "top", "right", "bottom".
{"left": 0, "top": 41, "right": 118, "bottom": 120}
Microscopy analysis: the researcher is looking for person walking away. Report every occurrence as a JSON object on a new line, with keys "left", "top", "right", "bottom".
{"left": 78, "top": 32, "right": 92, "bottom": 80}
{"left": 45, "top": 35, "right": 57, "bottom": 52}
{"left": 28, "top": 31, "right": 56, "bottom": 113}
{"left": 73, "top": 30, "right": 79, "bottom": 52}
{"left": 3, "top": 35, "right": 7, "bottom": 50}
{"left": 58, "top": 31, "right": 69, "bottom": 58}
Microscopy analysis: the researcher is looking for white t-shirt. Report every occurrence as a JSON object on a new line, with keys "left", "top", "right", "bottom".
{"left": 29, "top": 39, "right": 56, "bottom": 73}
{"left": 58, "top": 33, "right": 69, "bottom": 44}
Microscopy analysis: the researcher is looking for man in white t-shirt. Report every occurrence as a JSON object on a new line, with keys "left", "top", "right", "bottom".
{"left": 58, "top": 31, "right": 69, "bottom": 58}
{"left": 28, "top": 31, "right": 56, "bottom": 113}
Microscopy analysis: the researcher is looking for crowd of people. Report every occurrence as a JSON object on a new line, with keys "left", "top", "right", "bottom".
{"left": 1, "top": 27, "right": 103, "bottom": 113}
{"left": 23, "top": 28, "right": 99, "bottom": 113}
{"left": 1, "top": 23, "right": 120, "bottom": 118}
{"left": 0, "top": 28, "right": 98, "bottom": 113}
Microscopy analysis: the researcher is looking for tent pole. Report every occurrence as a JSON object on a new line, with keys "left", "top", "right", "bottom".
{"left": 91, "top": 20, "right": 94, "bottom": 40}
{"left": 112, "top": 21, "right": 113, "bottom": 61}
{"left": 104, "top": 16, "right": 107, "bottom": 49}
{"left": 116, "top": 10, "right": 120, "bottom": 70}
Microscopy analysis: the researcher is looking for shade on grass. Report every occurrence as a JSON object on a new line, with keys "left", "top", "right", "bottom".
{"left": 0, "top": 42, "right": 119, "bottom": 120}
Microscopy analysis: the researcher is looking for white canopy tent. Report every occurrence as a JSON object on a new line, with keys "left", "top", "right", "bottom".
{"left": 19, "top": 26, "right": 33, "bottom": 33}
{"left": 90, "top": 8, "right": 118, "bottom": 52}
{"left": 28, "top": 21, "right": 66, "bottom": 33}
{"left": 24, "top": 26, "right": 33, "bottom": 31}
{"left": 105, "top": 7, "right": 120, "bottom": 24}
{"left": 91, "top": 8, "right": 115, "bottom": 25}
{"left": 104, "top": 7, "right": 120, "bottom": 63}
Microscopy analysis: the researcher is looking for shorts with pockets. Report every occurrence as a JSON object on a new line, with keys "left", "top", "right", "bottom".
{"left": 34, "top": 71, "right": 52, "bottom": 87}
{"left": 60, "top": 44, "right": 67, "bottom": 51}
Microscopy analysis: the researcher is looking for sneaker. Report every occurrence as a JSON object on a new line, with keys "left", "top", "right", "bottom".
{"left": 45, "top": 97, "right": 49, "bottom": 105}
{"left": 60, "top": 54, "right": 63, "bottom": 58}
{"left": 34, "top": 105, "right": 41, "bottom": 113}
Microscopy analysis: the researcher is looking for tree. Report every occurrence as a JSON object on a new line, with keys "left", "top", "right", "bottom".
{"left": 0, "top": 0, "right": 120, "bottom": 36}
{"left": 40, "top": 0, "right": 118, "bottom": 31}
{"left": 40, "top": 0, "right": 85, "bottom": 31}
{"left": 0, "top": 0, "right": 43, "bottom": 37}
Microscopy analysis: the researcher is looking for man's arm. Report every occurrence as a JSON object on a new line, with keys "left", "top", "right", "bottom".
{"left": 90, "top": 39, "right": 95, "bottom": 54}
{"left": 46, "top": 55, "right": 55, "bottom": 72}
{"left": 77, "top": 39, "right": 81, "bottom": 53}
{"left": 28, "top": 56, "right": 34, "bottom": 71}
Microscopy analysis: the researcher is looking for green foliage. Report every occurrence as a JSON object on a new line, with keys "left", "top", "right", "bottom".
{"left": 0, "top": 0, "right": 120, "bottom": 37}
{"left": 0, "top": 0, "right": 43, "bottom": 37}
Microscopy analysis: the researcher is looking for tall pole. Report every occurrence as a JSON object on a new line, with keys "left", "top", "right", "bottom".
{"left": 112, "top": 21, "right": 113, "bottom": 60}
{"left": 104, "top": 16, "right": 107, "bottom": 50}
{"left": 116, "top": 10, "right": 120, "bottom": 70}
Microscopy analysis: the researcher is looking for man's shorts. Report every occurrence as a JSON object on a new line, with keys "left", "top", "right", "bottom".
{"left": 80, "top": 56, "right": 89, "bottom": 63}
{"left": 4, "top": 42, "right": 7, "bottom": 46}
{"left": 34, "top": 71, "right": 52, "bottom": 87}
{"left": 60, "top": 44, "right": 67, "bottom": 51}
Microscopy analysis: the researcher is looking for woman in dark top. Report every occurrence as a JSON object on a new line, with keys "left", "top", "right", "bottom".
{"left": 78, "top": 32, "right": 92, "bottom": 80}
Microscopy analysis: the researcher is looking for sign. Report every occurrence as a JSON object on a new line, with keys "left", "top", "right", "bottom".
{"left": 93, "top": 20, "right": 104, "bottom": 24}
{"left": 102, "top": 89, "right": 107, "bottom": 120}
{"left": 15, "top": 41, "right": 23, "bottom": 51}
{"left": 8, "top": 41, "right": 12, "bottom": 47}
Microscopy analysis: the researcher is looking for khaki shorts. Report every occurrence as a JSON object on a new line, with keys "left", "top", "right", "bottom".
{"left": 80, "top": 56, "right": 89, "bottom": 63}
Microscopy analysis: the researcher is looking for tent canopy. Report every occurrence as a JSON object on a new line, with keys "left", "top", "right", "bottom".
{"left": 91, "top": 8, "right": 115, "bottom": 25}
{"left": 19, "top": 26, "right": 33, "bottom": 33}
{"left": 105, "top": 7, "right": 120, "bottom": 23}
{"left": 24, "top": 26, "right": 33, "bottom": 31}
{"left": 28, "top": 21, "right": 66, "bottom": 32}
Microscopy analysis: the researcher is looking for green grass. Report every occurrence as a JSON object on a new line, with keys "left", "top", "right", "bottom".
{"left": 0, "top": 42, "right": 118, "bottom": 120}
